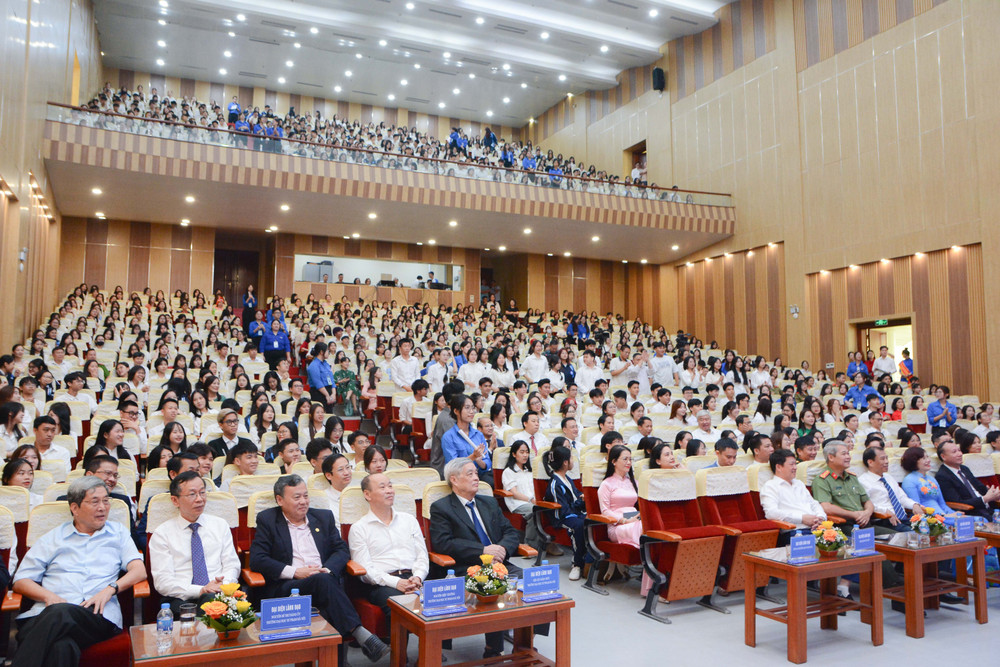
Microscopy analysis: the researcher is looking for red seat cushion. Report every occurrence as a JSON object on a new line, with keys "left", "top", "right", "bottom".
{"left": 80, "top": 632, "right": 130, "bottom": 667}
{"left": 670, "top": 526, "right": 729, "bottom": 540}
{"left": 725, "top": 520, "right": 782, "bottom": 534}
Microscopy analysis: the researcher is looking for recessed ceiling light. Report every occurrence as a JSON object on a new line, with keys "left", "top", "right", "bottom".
{"left": 438, "top": 102, "right": 446, "bottom": 108}
{"left": 157, "top": 40, "right": 166, "bottom": 47}
{"left": 180, "top": 219, "right": 190, "bottom": 226}
{"left": 502, "top": 63, "right": 510, "bottom": 71}
{"left": 344, "top": 70, "right": 352, "bottom": 77}
{"left": 280, "top": 204, "right": 290, "bottom": 211}
{"left": 269, "top": 225, "right": 278, "bottom": 231}
{"left": 159, "top": 19, "right": 166, "bottom": 25}
{"left": 521, "top": 82, "right": 527, "bottom": 88}
{"left": 558, "top": 74, "right": 566, "bottom": 81}
{"left": 236, "top": 13, "right": 245, "bottom": 21}
{"left": 334, "top": 85, "right": 342, "bottom": 92}
{"left": 591, "top": 235, "right": 599, "bottom": 242}
{"left": 223, "top": 50, "right": 231, "bottom": 57}
{"left": 498, "top": 245, "right": 506, "bottom": 251}
{"left": 379, "top": 39, "right": 387, "bottom": 46}
{"left": 351, "top": 232, "right": 360, "bottom": 238}
{"left": 671, "top": 244, "right": 679, "bottom": 251}
{"left": 91, "top": 187, "right": 102, "bottom": 195}
{"left": 293, "top": 42, "right": 300, "bottom": 48}
{"left": 400, "top": 79, "right": 408, "bottom": 86}
{"left": 449, "top": 220, "right": 458, "bottom": 227}
{"left": 406, "top": 2, "right": 415, "bottom": 9}
{"left": 483, "top": 248, "right": 489, "bottom": 251}
{"left": 156, "top": 58, "right": 165, "bottom": 66}
{"left": 686, "top": 262, "right": 693, "bottom": 267}
{"left": 600, "top": 44, "right": 609, "bottom": 53}
{"left": 468, "top": 73, "right": 475, "bottom": 79}
{"left": 184, "top": 195, "right": 195, "bottom": 203}
{"left": 368, "top": 212, "right": 377, "bottom": 219}
{"left": 523, "top": 228, "right": 532, "bottom": 234}
{"left": 219, "top": 68, "right": 227, "bottom": 75}
{"left": 265, "top": 228, "right": 273, "bottom": 233}
{"left": 414, "top": 63, "right": 420, "bottom": 69}
{"left": 475, "top": 16, "right": 485, "bottom": 24}
{"left": 502, "top": 97, "right": 510, "bottom": 104}
{"left": 547, "top": 253, "right": 554, "bottom": 257}
{"left": 94, "top": 211, "right": 105, "bottom": 218}
{"left": 540, "top": 32, "right": 549, "bottom": 39}
{"left": 227, "top": 31, "right": 234, "bottom": 36}
{"left": 747, "top": 250, "right": 754, "bottom": 257}
{"left": 443, "top": 51, "right": 451, "bottom": 59}
{"left": 278, "top": 77, "right": 286, "bottom": 84}
{"left": 563, "top": 251, "right": 571, "bottom": 257}
{"left": 417, "top": 242, "right": 423, "bottom": 246}
{"left": 343, "top": 236, "right": 351, "bottom": 240}
{"left": 355, "top": 52, "right": 363, "bottom": 59}
{"left": 640, "top": 259, "right": 648, "bottom": 264}
{"left": 158, "top": 0, "right": 168, "bottom": 7}
{"left": 285, "top": 60, "right": 294, "bottom": 67}
{"left": 310, "top": 26, "right": 318, "bottom": 34}
{"left": 649, "top": 8, "right": 659, "bottom": 17}
{"left": 452, "top": 88, "right": 460, "bottom": 95}
{"left": 387, "top": 94, "right": 395, "bottom": 101}
{"left": 486, "top": 110, "right": 493, "bottom": 117}
{"left": 622, "top": 260, "right": 628, "bottom": 264}
{"left": 427, "top": 239, "right": 436, "bottom": 245}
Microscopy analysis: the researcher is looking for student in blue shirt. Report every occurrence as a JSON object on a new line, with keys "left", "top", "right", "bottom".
{"left": 440, "top": 394, "right": 492, "bottom": 483}
{"left": 259, "top": 319, "right": 292, "bottom": 370}
{"left": 548, "top": 165, "right": 563, "bottom": 188}
{"left": 248, "top": 309, "right": 267, "bottom": 340}
{"left": 307, "top": 342, "right": 337, "bottom": 408}
{"left": 11, "top": 477, "right": 145, "bottom": 666}
{"left": 847, "top": 351, "right": 869, "bottom": 379}
{"left": 926, "top": 384, "right": 958, "bottom": 429}
{"left": 844, "top": 372, "right": 880, "bottom": 410}
{"left": 226, "top": 96, "right": 241, "bottom": 125}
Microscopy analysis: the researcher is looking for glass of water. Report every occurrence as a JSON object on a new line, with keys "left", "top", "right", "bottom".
{"left": 506, "top": 576, "right": 519, "bottom": 604}
{"left": 178, "top": 603, "right": 197, "bottom": 630}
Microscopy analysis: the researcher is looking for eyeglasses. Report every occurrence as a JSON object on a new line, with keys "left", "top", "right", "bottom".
{"left": 97, "top": 470, "right": 120, "bottom": 479}
{"left": 180, "top": 490, "right": 208, "bottom": 500}
{"left": 222, "top": 419, "right": 239, "bottom": 425}
{"left": 123, "top": 411, "right": 139, "bottom": 417}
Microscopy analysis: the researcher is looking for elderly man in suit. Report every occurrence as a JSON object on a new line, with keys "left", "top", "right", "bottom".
{"left": 935, "top": 441, "right": 1000, "bottom": 519}
{"left": 248, "top": 474, "right": 388, "bottom": 663}
{"left": 429, "top": 458, "right": 526, "bottom": 659}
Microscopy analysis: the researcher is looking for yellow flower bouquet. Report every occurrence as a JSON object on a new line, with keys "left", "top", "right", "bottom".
{"left": 812, "top": 520, "right": 848, "bottom": 554}
{"left": 199, "top": 583, "right": 256, "bottom": 638}
{"left": 910, "top": 506, "right": 948, "bottom": 537}
{"left": 464, "top": 554, "right": 509, "bottom": 600}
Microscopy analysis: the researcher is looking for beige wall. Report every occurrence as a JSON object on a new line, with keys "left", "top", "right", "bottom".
{"left": 0, "top": 0, "right": 102, "bottom": 348}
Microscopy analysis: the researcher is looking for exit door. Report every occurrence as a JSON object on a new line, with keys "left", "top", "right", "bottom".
{"left": 214, "top": 249, "right": 259, "bottom": 315}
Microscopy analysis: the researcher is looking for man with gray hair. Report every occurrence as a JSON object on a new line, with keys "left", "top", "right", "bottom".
{"left": 693, "top": 409, "right": 720, "bottom": 445}
{"left": 11, "top": 476, "right": 146, "bottom": 666}
{"left": 249, "top": 475, "right": 389, "bottom": 663}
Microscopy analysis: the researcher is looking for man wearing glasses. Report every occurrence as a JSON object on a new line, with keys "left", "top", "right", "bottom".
{"left": 118, "top": 399, "right": 147, "bottom": 455}
{"left": 149, "top": 471, "right": 240, "bottom": 617}
{"left": 54, "top": 455, "right": 145, "bottom": 550}
{"left": 208, "top": 408, "right": 256, "bottom": 459}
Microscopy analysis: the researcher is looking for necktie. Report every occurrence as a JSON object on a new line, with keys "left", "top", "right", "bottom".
{"left": 956, "top": 469, "right": 980, "bottom": 498}
{"left": 530, "top": 435, "right": 536, "bottom": 455}
{"left": 466, "top": 501, "right": 492, "bottom": 546}
{"left": 879, "top": 477, "right": 907, "bottom": 521}
{"left": 190, "top": 522, "right": 209, "bottom": 586}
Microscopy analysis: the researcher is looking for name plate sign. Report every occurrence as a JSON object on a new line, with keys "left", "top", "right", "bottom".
{"left": 421, "top": 577, "right": 466, "bottom": 617}
{"left": 259, "top": 595, "right": 312, "bottom": 641}
{"left": 788, "top": 533, "right": 817, "bottom": 564}
{"left": 954, "top": 516, "right": 975, "bottom": 542}
{"left": 852, "top": 527, "right": 876, "bottom": 555}
{"left": 522, "top": 564, "right": 561, "bottom": 602}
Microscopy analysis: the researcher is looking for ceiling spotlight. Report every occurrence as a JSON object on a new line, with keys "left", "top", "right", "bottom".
{"left": 558, "top": 74, "right": 566, "bottom": 81}
{"left": 453, "top": 88, "right": 460, "bottom": 95}
{"left": 427, "top": 239, "right": 436, "bottom": 245}
{"left": 156, "top": 58, "right": 165, "bottom": 66}
{"left": 159, "top": 19, "right": 167, "bottom": 25}
{"left": 94, "top": 211, "right": 105, "bottom": 218}
{"left": 951, "top": 245, "right": 960, "bottom": 250}
{"left": 265, "top": 228, "right": 273, "bottom": 233}
{"left": 414, "top": 63, "right": 420, "bottom": 69}
{"left": 600, "top": 44, "right": 609, "bottom": 53}
{"left": 184, "top": 195, "right": 195, "bottom": 203}
{"left": 236, "top": 13, "right": 245, "bottom": 21}
{"left": 293, "top": 42, "right": 301, "bottom": 48}
{"left": 622, "top": 260, "right": 628, "bottom": 264}
{"left": 400, "top": 79, "right": 408, "bottom": 86}
{"left": 768, "top": 242, "right": 776, "bottom": 247}
{"left": 468, "top": 73, "right": 475, "bottom": 79}
{"left": 157, "top": 40, "right": 166, "bottom": 47}
{"left": 158, "top": 0, "right": 168, "bottom": 7}
{"left": 649, "top": 8, "right": 659, "bottom": 17}
{"left": 591, "top": 236, "right": 599, "bottom": 242}
{"left": 449, "top": 220, "right": 458, "bottom": 227}
{"left": 278, "top": 77, "right": 286, "bottom": 83}
{"left": 523, "top": 228, "right": 532, "bottom": 234}
{"left": 880, "top": 258, "right": 889, "bottom": 263}
{"left": 218, "top": 68, "right": 227, "bottom": 75}
{"left": 387, "top": 94, "right": 395, "bottom": 101}
{"left": 344, "top": 70, "right": 352, "bottom": 77}
{"left": 334, "top": 85, "right": 342, "bottom": 92}
{"left": 406, "top": 2, "right": 415, "bottom": 8}
{"left": 223, "top": 50, "right": 231, "bottom": 57}
{"left": 343, "top": 236, "right": 350, "bottom": 240}
{"left": 483, "top": 247, "right": 489, "bottom": 251}
{"left": 443, "top": 51, "right": 451, "bottom": 59}
{"left": 310, "top": 26, "right": 318, "bottom": 34}
{"left": 486, "top": 110, "right": 493, "bottom": 117}
{"left": 180, "top": 219, "right": 190, "bottom": 226}
{"left": 502, "top": 63, "right": 510, "bottom": 71}
{"left": 379, "top": 39, "right": 387, "bottom": 46}
{"left": 227, "top": 30, "right": 234, "bottom": 36}
{"left": 286, "top": 60, "right": 294, "bottom": 67}
{"left": 502, "top": 97, "right": 510, "bottom": 104}
{"left": 724, "top": 252, "right": 731, "bottom": 258}
{"left": 355, "top": 52, "right": 363, "bottom": 59}
{"left": 280, "top": 204, "right": 290, "bottom": 211}
{"left": 540, "top": 31, "right": 549, "bottom": 39}
{"left": 368, "top": 212, "right": 377, "bottom": 219}
{"left": 671, "top": 244, "right": 679, "bottom": 251}
{"left": 563, "top": 251, "right": 571, "bottom": 257}
{"left": 498, "top": 246, "right": 506, "bottom": 251}
{"left": 686, "top": 262, "right": 693, "bottom": 267}
{"left": 269, "top": 225, "right": 278, "bottom": 231}
{"left": 547, "top": 253, "right": 554, "bottom": 257}
{"left": 849, "top": 264, "right": 858, "bottom": 269}
{"left": 640, "top": 259, "right": 648, "bottom": 264}
{"left": 746, "top": 250, "right": 754, "bottom": 257}
{"left": 521, "top": 82, "right": 527, "bottom": 88}
{"left": 351, "top": 232, "right": 360, "bottom": 238}
{"left": 475, "top": 16, "right": 485, "bottom": 24}
{"left": 91, "top": 187, "right": 102, "bottom": 195}
{"left": 438, "top": 102, "right": 446, "bottom": 108}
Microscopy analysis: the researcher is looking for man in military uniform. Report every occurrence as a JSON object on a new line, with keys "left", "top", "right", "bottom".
{"left": 812, "top": 440, "right": 905, "bottom": 610}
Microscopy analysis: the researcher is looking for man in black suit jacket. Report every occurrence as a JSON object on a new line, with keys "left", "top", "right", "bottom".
{"left": 248, "top": 474, "right": 389, "bottom": 663}
{"left": 208, "top": 408, "right": 256, "bottom": 459}
{"left": 430, "top": 458, "right": 525, "bottom": 658}
{"left": 935, "top": 441, "right": 1000, "bottom": 519}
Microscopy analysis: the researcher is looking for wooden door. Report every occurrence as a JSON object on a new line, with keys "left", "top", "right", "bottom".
{"left": 213, "top": 249, "right": 259, "bottom": 313}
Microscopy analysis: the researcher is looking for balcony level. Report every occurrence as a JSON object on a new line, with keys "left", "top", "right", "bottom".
{"left": 42, "top": 104, "right": 735, "bottom": 263}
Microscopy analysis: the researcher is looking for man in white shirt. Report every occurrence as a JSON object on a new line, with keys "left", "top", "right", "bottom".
{"left": 53, "top": 372, "right": 97, "bottom": 417}
{"left": 574, "top": 350, "right": 605, "bottom": 395}
{"left": 692, "top": 410, "right": 720, "bottom": 445}
{"left": 147, "top": 398, "right": 181, "bottom": 439}
{"left": 119, "top": 400, "right": 148, "bottom": 455}
{"left": 871, "top": 346, "right": 896, "bottom": 378}
{"left": 609, "top": 346, "right": 636, "bottom": 383}
{"left": 398, "top": 379, "right": 428, "bottom": 427}
{"left": 858, "top": 412, "right": 892, "bottom": 440}
{"left": 149, "top": 472, "right": 241, "bottom": 616}
{"left": 587, "top": 414, "right": 615, "bottom": 447}
{"left": 857, "top": 447, "right": 914, "bottom": 529}
{"left": 760, "top": 449, "right": 826, "bottom": 530}
{"left": 628, "top": 417, "right": 654, "bottom": 446}
{"left": 348, "top": 473, "right": 429, "bottom": 626}
{"left": 389, "top": 338, "right": 420, "bottom": 392}
{"left": 47, "top": 346, "right": 73, "bottom": 383}
{"left": 33, "top": 416, "right": 72, "bottom": 475}
{"left": 560, "top": 417, "right": 581, "bottom": 449}
{"left": 647, "top": 388, "right": 673, "bottom": 414}
{"left": 507, "top": 412, "right": 549, "bottom": 456}
{"left": 647, "top": 343, "right": 679, "bottom": 387}
{"left": 536, "top": 379, "right": 557, "bottom": 411}
{"left": 424, "top": 349, "right": 451, "bottom": 394}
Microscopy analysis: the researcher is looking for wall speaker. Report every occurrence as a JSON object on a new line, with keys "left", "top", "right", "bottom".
{"left": 652, "top": 67, "right": 665, "bottom": 92}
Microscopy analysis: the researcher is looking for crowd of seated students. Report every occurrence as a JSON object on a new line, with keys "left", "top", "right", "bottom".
{"left": 1, "top": 280, "right": 999, "bottom": 663}
{"left": 72, "top": 83, "right": 685, "bottom": 199}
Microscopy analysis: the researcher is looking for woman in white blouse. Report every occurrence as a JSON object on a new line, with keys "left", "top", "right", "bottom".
{"left": 678, "top": 357, "right": 703, "bottom": 388}
{"left": 703, "top": 357, "right": 724, "bottom": 387}
{"left": 490, "top": 354, "right": 516, "bottom": 390}
{"left": 724, "top": 356, "right": 751, "bottom": 395}
{"left": 0, "top": 402, "right": 27, "bottom": 457}
{"left": 748, "top": 357, "right": 772, "bottom": 391}
{"left": 457, "top": 348, "right": 487, "bottom": 390}
{"left": 501, "top": 441, "right": 540, "bottom": 548}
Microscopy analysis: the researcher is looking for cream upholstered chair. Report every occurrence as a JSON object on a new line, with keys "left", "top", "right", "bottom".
{"left": 26, "top": 499, "right": 130, "bottom": 547}
{"left": 681, "top": 455, "right": 717, "bottom": 474}
{"left": 228, "top": 474, "right": 281, "bottom": 509}
{"left": 145, "top": 491, "right": 239, "bottom": 535}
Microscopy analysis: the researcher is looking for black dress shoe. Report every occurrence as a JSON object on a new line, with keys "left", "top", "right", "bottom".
{"left": 891, "top": 600, "right": 926, "bottom": 617}
{"left": 939, "top": 593, "right": 964, "bottom": 604}
{"left": 483, "top": 647, "right": 503, "bottom": 659}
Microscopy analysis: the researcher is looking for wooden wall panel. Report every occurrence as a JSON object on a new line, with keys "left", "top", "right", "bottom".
{"left": 806, "top": 245, "right": 985, "bottom": 396}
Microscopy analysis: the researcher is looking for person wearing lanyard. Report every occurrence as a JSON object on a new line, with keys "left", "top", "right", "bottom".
{"left": 258, "top": 318, "right": 291, "bottom": 370}
{"left": 440, "top": 394, "right": 493, "bottom": 484}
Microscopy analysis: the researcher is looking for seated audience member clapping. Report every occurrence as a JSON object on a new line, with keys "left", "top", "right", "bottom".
{"left": 149, "top": 471, "right": 241, "bottom": 617}
{"left": 249, "top": 475, "right": 389, "bottom": 662}
{"left": 934, "top": 439, "right": 1000, "bottom": 519}
{"left": 11, "top": 477, "right": 146, "bottom": 666}
{"left": 441, "top": 393, "right": 493, "bottom": 483}
{"left": 347, "top": 473, "right": 428, "bottom": 627}
{"left": 857, "top": 447, "right": 914, "bottom": 530}
{"left": 501, "top": 440, "right": 541, "bottom": 549}
{"left": 760, "top": 449, "right": 826, "bottom": 532}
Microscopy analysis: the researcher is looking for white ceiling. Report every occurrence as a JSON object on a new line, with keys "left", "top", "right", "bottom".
{"left": 94, "top": 0, "right": 729, "bottom": 124}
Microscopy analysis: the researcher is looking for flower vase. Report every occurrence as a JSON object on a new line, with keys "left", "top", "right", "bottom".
{"left": 473, "top": 593, "right": 502, "bottom": 605}
{"left": 817, "top": 548, "right": 840, "bottom": 559}
{"left": 216, "top": 629, "right": 241, "bottom": 641}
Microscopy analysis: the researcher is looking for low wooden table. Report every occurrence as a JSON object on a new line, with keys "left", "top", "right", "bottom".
{"left": 874, "top": 532, "right": 987, "bottom": 638}
{"left": 743, "top": 547, "right": 884, "bottom": 664}
{"left": 388, "top": 591, "right": 574, "bottom": 667}
{"left": 130, "top": 616, "right": 341, "bottom": 666}
{"left": 973, "top": 523, "right": 1000, "bottom": 586}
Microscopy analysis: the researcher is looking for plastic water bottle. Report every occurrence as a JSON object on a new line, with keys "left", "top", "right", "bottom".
{"left": 446, "top": 569, "right": 455, "bottom": 578}
{"left": 290, "top": 588, "right": 300, "bottom": 597}
{"left": 992, "top": 509, "right": 1000, "bottom": 524}
{"left": 917, "top": 515, "right": 930, "bottom": 546}
{"left": 155, "top": 603, "right": 173, "bottom": 652}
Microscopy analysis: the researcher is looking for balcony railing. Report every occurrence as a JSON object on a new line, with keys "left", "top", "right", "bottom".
{"left": 46, "top": 103, "right": 734, "bottom": 207}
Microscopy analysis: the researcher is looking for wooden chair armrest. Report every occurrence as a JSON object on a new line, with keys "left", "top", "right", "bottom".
{"left": 241, "top": 569, "right": 266, "bottom": 587}
{"left": 643, "top": 530, "right": 682, "bottom": 542}
{"left": 770, "top": 521, "right": 798, "bottom": 530}
{"left": 586, "top": 513, "right": 618, "bottom": 525}
{"left": 1, "top": 592, "right": 22, "bottom": 613}
{"left": 429, "top": 552, "right": 456, "bottom": 568}
{"left": 715, "top": 525, "right": 742, "bottom": 536}
{"left": 946, "top": 501, "right": 974, "bottom": 511}
{"left": 828, "top": 516, "right": 848, "bottom": 524}
{"left": 873, "top": 511, "right": 893, "bottom": 520}
{"left": 516, "top": 544, "right": 538, "bottom": 558}
{"left": 133, "top": 580, "right": 150, "bottom": 599}
{"left": 493, "top": 489, "right": 513, "bottom": 498}
{"left": 534, "top": 500, "right": 561, "bottom": 510}
{"left": 346, "top": 560, "right": 367, "bottom": 577}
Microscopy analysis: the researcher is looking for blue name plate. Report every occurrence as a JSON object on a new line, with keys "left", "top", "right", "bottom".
{"left": 954, "top": 516, "right": 975, "bottom": 542}
{"left": 423, "top": 577, "right": 465, "bottom": 610}
{"left": 852, "top": 527, "right": 876, "bottom": 555}
{"left": 523, "top": 564, "right": 560, "bottom": 596}
{"left": 260, "top": 595, "right": 313, "bottom": 633}
{"left": 259, "top": 628, "right": 312, "bottom": 643}
{"left": 789, "top": 533, "right": 817, "bottom": 563}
